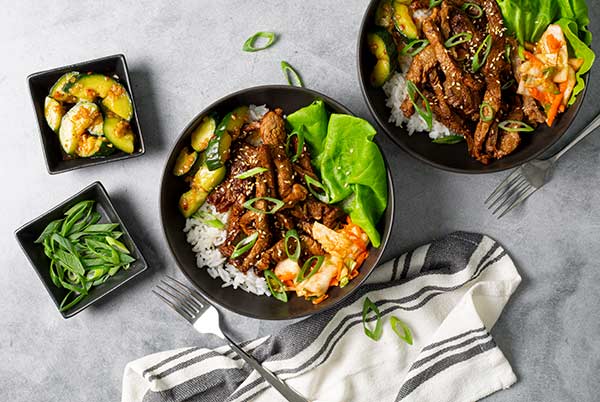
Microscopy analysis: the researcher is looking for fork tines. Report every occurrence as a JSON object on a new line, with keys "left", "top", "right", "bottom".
{"left": 153, "top": 275, "right": 207, "bottom": 323}
{"left": 485, "top": 168, "right": 537, "bottom": 219}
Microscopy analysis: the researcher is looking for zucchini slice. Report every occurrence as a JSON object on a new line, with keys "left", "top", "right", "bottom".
{"left": 103, "top": 114, "right": 135, "bottom": 154}
{"left": 179, "top": 188, "right": 208, "bottom": 218}
{"left": 191, "top": 158, "right": 226, "bottom": 193}
{"left": 49, "top": 72, "right": 79, "bottom": 103}
{"left": 391, "top": 1, "right": 418, "bottom": 40}
{"left": 173, "top": 147, "right": 198, "bottom": 176}
{"left": 374, "top": 0, "right": 393, "bottom": 29}
{"left": 191, "top": 115, "right": 217, "bottom": 152}
{"left": 59, "top": 101, "right": 101, "bottom": 154}
{"left": 68, "top": 73, "right": 133, "bottom": 121}
{"left": 44, "top": 96, "right": 64, "bottom": 133}
{"left": 101, "top": 82, "right": 133, "bottom": 121}
{"left": 75, "top": 133, "right": 114, "bottom": 157}
{"left": 367, "top": 29, "right": 398, "bottom": 87}
{"left": 205, "top": 106, "right": 249, "bottom": 171}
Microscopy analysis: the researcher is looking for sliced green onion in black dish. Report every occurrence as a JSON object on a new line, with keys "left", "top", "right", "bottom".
{"left": 362, "top": 297, "right": 383, "bottom": 341}
{"left": 281, "top": 61, "right": 304, "bottom": 87}
{"left": 242, "top": 31, "right": 277, "bottom": 52}
{"left": 234, "top": 167, "right": 268, "bottom": 179}
{"left": 191, "top": 210, "right": 225, "bottom": 229}
{"left": 472, "top": 34, "right": 492, "bottom": 72}
{"left": 498, "top": 120, "right": 535, "bottom": 132}
{"left": 406, "top": 80, "right": 433, "bottom": 131}
{"left": 391, "top": 316, "right": 413, "bottom": 345}
{"left": 461, "top": 2, "right": 483, "bottom": 18}
{"left": 304, "top": 175, "right": 330, "bottom": 203}
{"left": 501, "top": 79, "right": 515, "bottom": 90}
{"left": 286, "top": 125, "right": 306, "bottom": 163}
{"left": 284, "top": 229, "right": 301, "bottom": 262}
{"left": 243, "top": 197, "right": 285, "bottom": 214}
{"left": 264, "top": 270, "right": 288, "bottom": 302}
{"left": 432, "top": 135, "right": 465, "bottom": 144}
{"left": 296, "top": 255, "right": 324, "bottom": 283}
{"left": 231, "top": 232, "right": 259, "bottom": 259}
{"left": 444, "top": 32, "right": 473, "bottom": 48}
{"left": 400, "top": 39, "right": 429, "bottom": 57}
{"left": 480, "top": 101, "right": 495, "bottom": 122}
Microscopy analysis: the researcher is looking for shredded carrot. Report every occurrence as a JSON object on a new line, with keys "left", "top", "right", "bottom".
{"left": 547, "top": 82, "right": 568, "bottom": 127}
{"left": 312, "top": 294, "right": 329, "bottom": 305}
{"left": 523, "top": 50, "right": 543, "bottom": 66}
{"left": 547, "top": 34, "right": 562, "bottom": 52}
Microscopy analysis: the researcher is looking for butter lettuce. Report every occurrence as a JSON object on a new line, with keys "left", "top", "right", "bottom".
{"left": 286, "top": 99, "right": 329, "bottom": 160}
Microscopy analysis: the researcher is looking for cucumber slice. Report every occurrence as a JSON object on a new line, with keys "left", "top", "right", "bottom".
{"left": 191, "top": 115, "right": 217, "bottom": 152}
{"left": 88, "top": 113, "right": 104, "bottom": 136}
{"left": 75, "top": 133, "right": 114, "bottom": 157}
{"left": 172, "top": 147, "right": 198, "bottom": 176}
{"left": 191, "top": 158, "right": 226, "bottom": 193}
{"left": 44, "top": 96, "right": 64, "bottom": 133}
{"left": 101, "top": 83, "right": 133, "bottom": 121}
{"left": 179, "top": 188, "right": 208, "bottom": 218}
{"left": 59, "top": 101, "right": 101, "bottom": 154}
{"left": 367, "top": 29, "right": 398, "bottom": 87}
{"left": 205, "top": 106, "right": 249, "bottom": 171}
{"left": 103, "top": 114, "right": 135, "bottom": 154}
{"left": 374, "top": 0, "right": 393, "bottom": 29}
{"left": 49, "top": 72, "right": 79, "bottom": 103}
{"left": 391, "top": 1, "right": 418, "bottom": 40}
{"left": 68, "top": 73, "right": 133, "bottom": 121}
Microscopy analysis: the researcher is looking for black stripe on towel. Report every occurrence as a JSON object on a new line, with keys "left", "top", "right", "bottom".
{"left": 421, "top": 327, "right": 487, "bottom": 352}
{"left": 410, "top": 332, "right": 491, "bottom": 371}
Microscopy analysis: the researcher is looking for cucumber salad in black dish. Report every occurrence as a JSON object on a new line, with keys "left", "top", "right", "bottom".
{"left": 44, "top": 71, "right": 136, "bottom": 158}
{"left": 174, "top": 101, "right": 388, "bottom": 305}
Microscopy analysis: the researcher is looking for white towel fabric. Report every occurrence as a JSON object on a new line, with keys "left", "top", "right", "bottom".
{"left": 123, "top": 232, "right": 521, "bottom": 402}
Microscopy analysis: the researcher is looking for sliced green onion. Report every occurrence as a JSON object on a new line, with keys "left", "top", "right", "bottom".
{"left": 231, "top": 232, "right": 259, "bottom": 259}
{"left": 429, "top": 0, "right": 442, "bottom": 8}
{"left": 286, "top": 126, "right": 306, "bottom": 163}
{"left": 472, "top": 34, "right": 492, "bottom": 72}
{"left": 504, "top": 43, "right": 512, "bottom": 61}
{"left": 461, "top": 2, "right": 483, "bottom": 18}
{"left": 284, "top": 229, "right": 301, "bottom": 262}
{"left": 304, "top": 175, "right": 330, "bottom": 203}
{"left": 444, "top": 32, "right": 473, "bottom": 48}
{"left": 243, "top": 197, "right": 285, "bottom": 214}
{"left": 479, "top": 101, "right": 495, "bottom": 122}
{"left": 242, "top": 31, "right": 277, "bottom": 52}
{"left": 501, "top": 79, "right": 515, "bottom": 90}
{"left": 400, "top": 39, "right": 429, "bottom": 56}
{"left": 59, "top": 291, "right": 86, "bottom": 312}
{"left": 406, "top": 80, "right": 433, "bottom": 131}
{"left": 498, "top": 120, "right": 535, "bottom": 132}
{"left": 192, "top": 210, "right": 225, "bottom": 229}
{"left": 362, "top": 297, "right": 383, "bottom": 341}
{"left": 391, "top": 316, "right": 413, "bottom": 345}
{"left": 432, "top": 135, "right": 465, "bottom": 144}
{"left": 296, "top": 255, "right": 324, "bottom": 282}
{"left": 281, "top": 61, "right": 303, "bottom": 87}
{"left": 234, "top": 167, "right": 268, "bottom": 179}
{"left": 339, "top": 276, "right": 349, "bottom": 288}
{"left": 264, "top": 270, "right": 288, "bottom": 302}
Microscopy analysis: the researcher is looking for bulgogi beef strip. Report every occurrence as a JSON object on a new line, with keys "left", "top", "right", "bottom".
{"left": 208, "top": 109, "right": 346, "bottom": 274}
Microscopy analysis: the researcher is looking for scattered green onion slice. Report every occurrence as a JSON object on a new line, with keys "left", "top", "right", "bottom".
{"left": 296, "top": 255, "right": 324, "bottom": 282}
{"left": 286, "top": 126, "right": 306, "bottom": 162}
{"left": 504, "top": 43, "right": 512, "bottom": 61}
{"left": 264, "top": 270, "right": 288, "bottom": 302}
{"left": 243, "top": 197, "right": 285, "bottom": 214}
{"left": 498, "top": 120, "right": 535, "bottom": 132}
{"left": 234, "top": 167, "right": 268, "bottom": 179}
{"left": 432, "top": 135, "right": 465, "bottom": 144}
{"left": 479, "top": 101, "right": 495, "bottom": 122}
{"left": 472, "top": 34, "right": 492, "bottom": 72}
{"left": 281, "top": 61, "right": 304, "bottom": 87}
{"left": 406, "top": 80, "right": 433, "bottom": 131}
{"left": 242, "top": 31, "right": 277, "bottom": 52}
{"left": 362, "top": 297, "right": 383, "bottom": 341}
{"left": 501, "top": 79, "right": 515, "bottom": 90}
{"left": 284, "top": 229, "right": 301, "bottom": 262}
{"left": 400, "top": 39, "right": 429, "bottom": 56}
{"left": 429, "top": 0, "right": 442, "bottom": 8}
{"left": 461, "top": 2, "right": 483, "bottom": 18}
{"left": 391, "top": 316, "right": 413, "bottom": 345}
{"left": 304, "top": 175, "right": 330, "bottom": 203}
{"left": 444, "top": 32, "right": 473, "bottom": 48}
{"left": 231, "top": 232, "right": 259, "bottom": 259}
{"left": 191, "top": 210, "right": 225, "bottom": 229}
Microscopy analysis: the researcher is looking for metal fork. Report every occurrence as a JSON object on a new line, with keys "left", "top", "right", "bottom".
{"left": 153, "top": 275, "right": 310, "bottom": 402}
{"left": 486, "top": 112, "right": 600, "bottom": 218}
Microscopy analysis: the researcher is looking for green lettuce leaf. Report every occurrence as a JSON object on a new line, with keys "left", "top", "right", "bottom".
{"left": 286, "top": 99, "right": 329, "bottom": 160}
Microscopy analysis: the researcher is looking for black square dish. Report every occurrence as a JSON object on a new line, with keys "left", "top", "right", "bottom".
{"left": 27, "top": 54, "right": 145, "bottom": 174}
{"left": 15, "top": 181, "right": 148, "bottom": 318}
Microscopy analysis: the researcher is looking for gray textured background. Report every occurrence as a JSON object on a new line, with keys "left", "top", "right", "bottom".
{"left": 2, "top": 1, "right": 599, "bottom": 401}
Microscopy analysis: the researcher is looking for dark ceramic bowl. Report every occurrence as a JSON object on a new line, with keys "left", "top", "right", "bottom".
{"left": 27, "top": 54, "right": 145, "bottom": 174}
{"left": 15, "top": 181, "right": 148, "bottom": 318}
{"left": 160, "top": 85, "right": 394, "bottom": 320}
{"left": 357, "top": 0, "right": 588, "bottom": 173}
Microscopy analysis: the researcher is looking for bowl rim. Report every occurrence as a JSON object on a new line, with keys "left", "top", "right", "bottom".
{"left": 356, "top": 0, "right": 589, "bottom": 174}
{"left": 159, "top": 84, "right": 395, "bottom": 320}
{"left": 26, "top": 53, "right": 146, "bottom": 175}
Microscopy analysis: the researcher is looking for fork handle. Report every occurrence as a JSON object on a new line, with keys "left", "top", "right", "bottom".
{"left": 551, "top": 111, "right": 600, "bottom": 161}
{"left": 224, "top": 333, "right": 310, "bottom": 402}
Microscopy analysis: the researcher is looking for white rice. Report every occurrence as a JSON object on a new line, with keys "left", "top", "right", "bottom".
{"left": 248, "top": 104, "right": 268, "bottom": 122}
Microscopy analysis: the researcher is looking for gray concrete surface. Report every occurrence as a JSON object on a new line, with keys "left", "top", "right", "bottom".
{"left": 1, "top": 1, "right": 599, "bottom": 401}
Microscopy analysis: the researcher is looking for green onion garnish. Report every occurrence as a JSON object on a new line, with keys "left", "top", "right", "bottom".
{"left": 432, "top": 135, "right": 465, "bottom": 144}
{"left": 296, "top": 255, "right": 324, "bottom": 282}
{"left": 231, "top": 232, "right": 259, "bottom": 259}
{"left": 284, "top": 229, "right": 301, "bottom": 262}
{"left": 264, "top": 270, "right": 288, "bottom": 302}
{"left": 504, "top": 43, "right": 512, "bottom": 61}
{"left": 339, "top": 276, "right": 349, "bottom": 288}
{"left": 362, "top": 297, "right": 383, "bottom": 341}
{"left": 461, "top": 2, "right": 483, "bottom": 18}
{"left": 304, "top": 175, "right": 330, "bottom": 203}
{"left": 286, "top": 125, "right": 306, "bottom": 163}
{"left": 281, "top": 61, "right": 304, "bottom": 87}
{"left": 242, "top": 31, "right": 277, "bottom": 52}
{"left": 444, "top": 32, "right": 473, "bottom": 48}
{"left": 234, "top": 167, "right": 268, "bottom": 179}
{"left": 498, "top": 120, "right": 535, "bottom": 132}
{"left": 242, "top": 197, "right": 285, "bottom": 214}
{"left": 400, "top": 39, "right": 429, "bottom": 57}
{"left": 501, "top": 79, "right": 515, "bottom": 90}
{"left": 429, "top": 0, "right": 442, "bottom": 8}
{"left": 406, "top": 80, "right": 433, "bottom": 131}
{"left": 391, "top": 316, "right": 413, "bottom": 345}
{"left": 479, "top": 101, "right": 495, "bottom": 122}
{"left": 191, "top": 210, "right": 225, "bottom": 229}
{"left": 472, "top": 34, "right": 492, "bottom": 72}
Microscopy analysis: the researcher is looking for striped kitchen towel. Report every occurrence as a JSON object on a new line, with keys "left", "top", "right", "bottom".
{"left": 123, "top": 232, "right": 521, "bottom": 402}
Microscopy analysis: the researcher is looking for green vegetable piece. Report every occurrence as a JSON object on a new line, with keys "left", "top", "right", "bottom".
{"left": 35, "top": 219, "right": 64, "bottom": 243}
{"left": 105, "top": 236, "right": 130, "bottom": 254}
{"left": 472, "top": 34, "right": 492, "bottom": 72}
{"left": 479, "top": 102, "right": 495, "bottom": 122}
{"left": 242, "top": 31, "right": 277, "bottom": 52}
{"left": 304, "top": 175, "right": 330, "bottom": 204}
{"left": 281, "top": 61, "right": 303, "bottom": 87}
{"left": 179, "top": 188, "right": 209, "bottom": 218}
{"left": 44, "top": 96, "right": 64, "bottom": 133}
{"left": 191, "top": 158, "right": 226, "bottom": 193}
{"left": 296, "top": 255, "right": 324, "bottom": 283}
{"left": 391, "top": 1, "right": 418, "bottom": 40}
{"left": 231, "top": 232, "right": 259, "bottom": 259}
{"left": 391, "top": 316, "right": 413, "bottom": 345}
{"left": 362, "top": 297, "right": 383, "bottom": 341}
{"left": 191, "top": 210, "right": 225, "bottom": 229}
{"left": 242, "top": 197, "right": 285, "bottom": 215}
{"left": 498, "top": 120, "right": 535, "bottom": 132}
{"left": 234, "top": 167, "right": 268, "bottom": 180}
{"left": 59, "top": 101, "right": 101, "bottom": 154}
{"left": 461, "top": 2, "right": 483, "bottom": 18}
{"left": 367, "top": 29, "right": 397, "bottom": 87}
{"left": 407, "top": 80, "right": 433, "bottom": 131}
{"left": 264, "top": 270, "right": 288, "bottom": 302}
{"left": 103, "top": 114, "right": 135, "bottom": 154}
{"left": 284, "top": 229, "right": 301, "bottom": 262}
{"left": 286, "top": 99, "right": 329, "bottom": 160}
{"left": 444, "top": 32, "right": 473, "bottom": 48}
{"left": 205, "top": 107, "right": 248, "bottom": 170}
{"left": 172, "top": 147, "right": 198, "bottom": 176}
{"left": 432, "top": 135, "right": 465, "bottom": 144}
{"left": 49, "top": 71, "right": 79, "bottom": 103}
{"left": 400, "top": 39, "right": 429, "bottom": 57}
{"left": 191, "top": 115, "right": 217, "bottom": 152}
{"left": 286, "top": 125, "right": 306, "bottom": 163}
{"left": 374, "top": 0, "right": 393, "bottom": 29}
